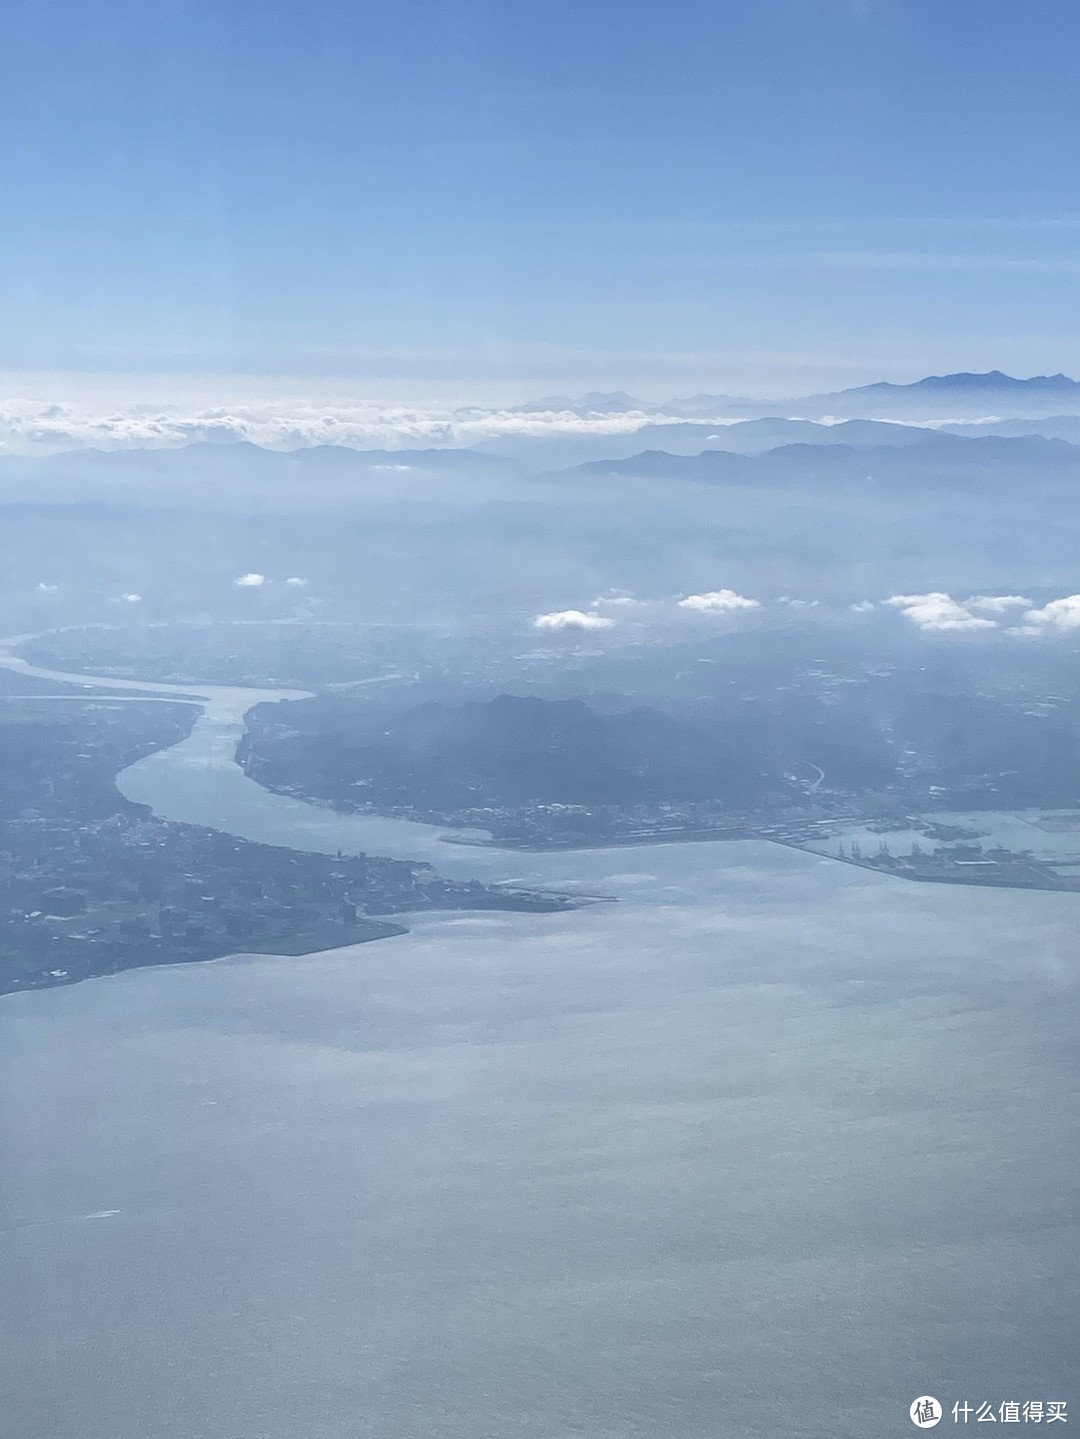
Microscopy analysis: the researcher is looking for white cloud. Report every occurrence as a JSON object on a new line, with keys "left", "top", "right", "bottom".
{"left": 0, "top": 394, "right": 701, "bottom": 457}
{"left": 534, "top": 609, "right": 616, "bottom": 632}
{"left": 886, "top": 592, "right": 997, "bottom": 632}
{"left": 590, "top": 591, "right": 644, "bottom": 608}
{"left": 285, "top": 576, "right": 308, "bottom": 587}
{"left": 850, "top": 600, "right": 876, "bottom": 613}
{"left": 36, "top": 582, "right": 58, "bottom": 593}
{"left": 1017, "top": 595, "right": 1080, "bottom": 632}
{"left": 118, "top": 592, "right": 142, "bottom": 604}
{"left": 234, "top": 572, "right": 266, "bottom": 588}
{"left": 678, "top": 589, "right": 760, "bottom": 613}
{"left": 965, "top": 594, "right": 1033, "bottom": 613}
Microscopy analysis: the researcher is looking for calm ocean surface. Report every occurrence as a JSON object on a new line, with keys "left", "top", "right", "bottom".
{"left": 2, "top": 672, "right": 1078, "bottom": 1438}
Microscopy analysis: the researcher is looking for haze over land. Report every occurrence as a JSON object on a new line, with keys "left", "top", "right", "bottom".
{"left": 7, "top": 365, "right": 1080, "bottom": 889}
{"left": 5, "top": 372, "right": 1080, "bottom": 653}
{"left": 6, "top": 368, "right": 1080, "bottom": 456}
{"left": 7, "top": 0, "right": 1080, "bottom": 1430}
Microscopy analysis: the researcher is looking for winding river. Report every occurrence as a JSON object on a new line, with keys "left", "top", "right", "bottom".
{"left": 3, "top": 646, "right": 1080, "bottom": 1439}
{"left": 0, "top": 645, "right": 633, "bottom": 884}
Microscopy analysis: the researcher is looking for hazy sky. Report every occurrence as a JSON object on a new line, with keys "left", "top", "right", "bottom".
{"left": 4, "top": 0, "right": 1080, "bottom": 399}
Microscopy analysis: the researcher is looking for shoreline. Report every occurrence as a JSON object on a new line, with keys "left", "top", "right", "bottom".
{"left": 7, "top": 631, "right": 1080, "bottom": 929}
{"left": 0, "top": 638, "right": 593, "bottom": 1000}
{"left": 438, "top": 825, "right": 751, "bottom": 852}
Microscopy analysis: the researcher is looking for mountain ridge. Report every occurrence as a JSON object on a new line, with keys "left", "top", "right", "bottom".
{"left": 511, "top": 372, "right": 1080, "bottom": 423}
{"left": 561, "top": 430, "right": 1080, "bottom": 485}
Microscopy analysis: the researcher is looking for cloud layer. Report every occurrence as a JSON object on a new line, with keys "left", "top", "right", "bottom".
{"left": 0, "top": 396, "right": 695, "bottom": 456}
{"left": 530, "top": 588, "right": 1080, "bottom": 639}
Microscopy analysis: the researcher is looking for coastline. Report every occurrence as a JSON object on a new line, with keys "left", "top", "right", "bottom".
{"left": 0, "top": 637, "right": 590, "bottom": 999}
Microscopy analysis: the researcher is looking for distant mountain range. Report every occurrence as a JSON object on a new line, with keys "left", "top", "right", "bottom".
{"left": 8, "top": 377, "right": 1080, "bottom": 504}
{"left": 795, "top": 371, "right": 1080, "bottom": 421}
{"left": 850, "top": 370, "right": 1080, "bottom": 395}
{"left": 7, "top": 421, "right": 1080, "bottom": 507}
{"left": 512, "top": 372, "right": 1080, "bottom": 423}
{"left": 942, "top": 414, "right": 1080, "bottom": 443}
{"left": 509, "top": 391, "right": 656, "bottom": 415}
{"left": 560, "top": 430, "right": 1080, "bottom": 488}
{"left": 476, "top": 417, "right": 961, "bottom": 469}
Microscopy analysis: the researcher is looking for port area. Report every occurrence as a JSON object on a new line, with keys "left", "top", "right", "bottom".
{"left": 445, "top": 807, "right": 1080, "bottom": 893}
{"left": 781, "top": 808, "right": 1080, "bottom": 891}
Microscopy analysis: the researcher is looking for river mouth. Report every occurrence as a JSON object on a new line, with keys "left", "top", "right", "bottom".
{"left": 0, "top": 637, "right": 695, "bottom": 893}
{"left": 4, "top": 643, "right": 1080, "bottom": 1437}
{"left": 8, "top": 638, "right": 1080, "bottom": 893}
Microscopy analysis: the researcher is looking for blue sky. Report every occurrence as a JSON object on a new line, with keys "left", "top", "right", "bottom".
{"left": 4, "top": 0, "right": 1080, "bottom": 399}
